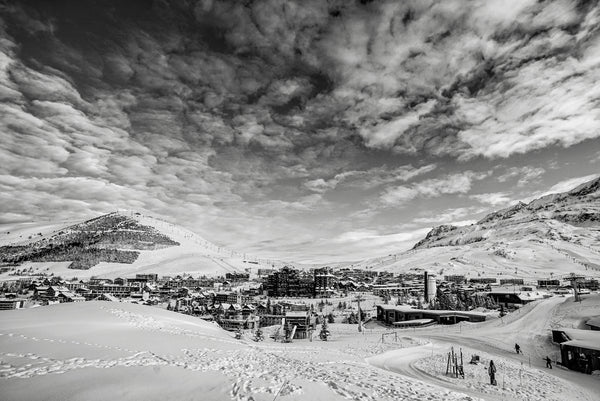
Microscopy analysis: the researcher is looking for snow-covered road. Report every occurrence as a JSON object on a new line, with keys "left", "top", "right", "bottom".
{"left": 367, "top": 296, "right": 600, "bottom": 401}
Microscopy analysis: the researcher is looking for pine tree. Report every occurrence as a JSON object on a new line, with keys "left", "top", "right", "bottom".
{"left": 347, "top": 312, "right": 357, "bottom": 324}
{"left": 327, "top": 312, "right": 335, "bottom": 323}
{"left": 319, "top": 319, "right": 330, "bottom": 341}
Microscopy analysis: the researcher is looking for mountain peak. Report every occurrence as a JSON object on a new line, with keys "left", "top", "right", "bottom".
{"left": 410, "top": 175, "right": 600, "bottom": 252}
{"left": 567, "top": 175, "right": 600, "bottom": 197}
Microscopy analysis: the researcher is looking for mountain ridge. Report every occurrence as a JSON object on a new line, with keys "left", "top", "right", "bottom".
{"left": 0, "top": 211, "right": 281, "bottom": 279}
{"left": 414, "top": 175, "right": 600, "bottom": 250}
{"left": 346, "top": 176, "right": 600, "bottom": 279}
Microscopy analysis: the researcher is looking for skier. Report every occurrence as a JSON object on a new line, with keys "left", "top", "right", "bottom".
{"left": 515, "top": 343, "right": 521, "bottom": 354}
{"left": 488, "top": 360, "right": 497, "bottom": 385}
{"left": 544, "top": 356, "right": 552, "bottom": 369}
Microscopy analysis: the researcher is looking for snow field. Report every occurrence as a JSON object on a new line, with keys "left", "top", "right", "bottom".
{"left": 413, "top": 345, "right": 593, "bottom": 401}
{"left": 0, "top": 302, "right": 477, "bottom": 401}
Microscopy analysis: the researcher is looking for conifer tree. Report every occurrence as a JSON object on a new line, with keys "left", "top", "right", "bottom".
{"left": 319, "top": 318, "right": 330, "bottom": 341}
{"left": 327, "top": 312, "right": 335, "bottom": 324}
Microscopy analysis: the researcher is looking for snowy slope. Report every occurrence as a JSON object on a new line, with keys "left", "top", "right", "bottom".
{"left": 0, "top": 211, "right": 282, "bottom": 279}
{"left": 0, "top": 301, "right": 485, "bottom": 401}
{"left": 351, "top": 176, "right": 600, "bottom": 279}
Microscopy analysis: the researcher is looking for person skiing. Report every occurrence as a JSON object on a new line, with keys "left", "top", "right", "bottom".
{"left": 515, "top": 343, "right": 521, "bottom": 354}
{"left": 488, "top": 360, "right": 497, "bottom": 385}
{"left": 545, "top": 356, "right": 552, "bottom": 369}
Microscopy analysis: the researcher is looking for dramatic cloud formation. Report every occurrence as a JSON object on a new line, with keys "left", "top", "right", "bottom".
{"left": 1, "top": 0, "right": 599, "bottom": 262}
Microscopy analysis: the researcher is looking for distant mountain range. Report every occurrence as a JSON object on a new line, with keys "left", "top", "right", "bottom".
{"left": 2, "top": 177, "right": 600, "bottom": 280}
{"left": 348, "top": 176, "right": 600, "bottom": 279}
{"left": 0, "top": 211, "right": 280, "bottom": 279}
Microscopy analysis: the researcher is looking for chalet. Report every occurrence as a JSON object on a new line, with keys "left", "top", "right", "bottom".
{"left": 552, "top": 328, "right": 600, "bottom": 374}
{"left": 47, "top": 286, "right": 69, "bottom": 298}
{"left": 218, "top": 303, "right": 258, "bottom": 331}
{"left": 64, "top": 281, "right": 86, "bottom": 291}
{"left": 284, "top": 311, "right": 315, "bottom": 339}
{"left": 337, "top": 280, "right": 357, "bottom": 292}
{"left": 355, "top": 283, "right": 371, "bottom": 292}
{"left": 255, "top": 303, "right": 268, "bottom": 315}
{"left": 57, "top": 291, "right": 86, "bottom": 303}
{"left": 241, "top": 304, "right": 256, "bottom": 319}
{"left": 113, "top": 277, "right": 128, "bottom": 286}
{"left": 33, "top": 286, "right": 50, "bottom": 299}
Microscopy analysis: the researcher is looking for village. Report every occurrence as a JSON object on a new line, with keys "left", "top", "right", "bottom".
{"left": 1, "top": 265, "right": 598, "bottom": 378}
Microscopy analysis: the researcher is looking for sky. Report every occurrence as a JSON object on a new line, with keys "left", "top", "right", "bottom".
{"left": 0, "top": 0, "right": 599, "bottom": 263}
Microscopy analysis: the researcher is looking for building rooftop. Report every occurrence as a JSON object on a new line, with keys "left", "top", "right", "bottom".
{"left": 377, "top": 304, "right": 486, "bottom": 317}
{"left": 585, "top": 317, "right": 600, "bottom": 329}
{"left": 555, "top": 328, "right": 600, "bottom": 343}
{"left": 285, "top": 311, "right": 308, "bottom": 317}
{"left": 561, "top": 339, "right": 600, "bottom": 352}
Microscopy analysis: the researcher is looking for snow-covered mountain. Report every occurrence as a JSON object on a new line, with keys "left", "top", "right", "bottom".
{"left": 0, "top": 211, "right": 282, "bottom": 279}
{"left": 352, "top": 176, "right": 600, "bottom": 279}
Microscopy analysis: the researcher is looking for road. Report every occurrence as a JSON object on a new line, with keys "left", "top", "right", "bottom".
{"left": 367, "top": 296, "right": 600, "bottom": 400}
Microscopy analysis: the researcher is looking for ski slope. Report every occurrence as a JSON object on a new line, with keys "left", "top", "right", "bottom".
{"left": 0, "top": 211, "right": 284, "bottom": 279}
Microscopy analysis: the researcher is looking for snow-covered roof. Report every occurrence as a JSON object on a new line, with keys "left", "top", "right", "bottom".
{"left": 586, "top": 317, "right": 600, "bottom": 329}
{"left": 285, "top": 311, "right": 308, "bottom": 317}
{"left": 392, "top": 319, "right": 434, "bottom": 325}
{"left": 561, "top": 339, "right": 600, "bottom": 352}
{"left": 378, "top": 305, "right": 417, "bottom": 313}
{"left": 378, "top": 304, "right": 486, "bottom": 317}
{"left": 556, "top": 328, "right": 600, "bottom": 343}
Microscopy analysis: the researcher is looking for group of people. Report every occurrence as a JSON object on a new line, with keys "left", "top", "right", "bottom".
{"left": 487, "top": 344, "right": 553, "bottom": 385}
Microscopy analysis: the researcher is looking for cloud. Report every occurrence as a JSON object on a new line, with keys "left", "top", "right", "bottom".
{"left": 304, "top": 163, "right": 437, "bottom": 193}
{"left": 413, "top": 207, "right": 485, "bottom": 224}
{"left": 1, "top": 1, "right": 599, "bottom": 262}
{"left": 470, "top": 192, "right": 513, "bottom": 207}
{"left": 380, "top": 170, "right": 490, "bottom": 206}
{"left": 497, "top": 166, "right": 546, "bottom": 186}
